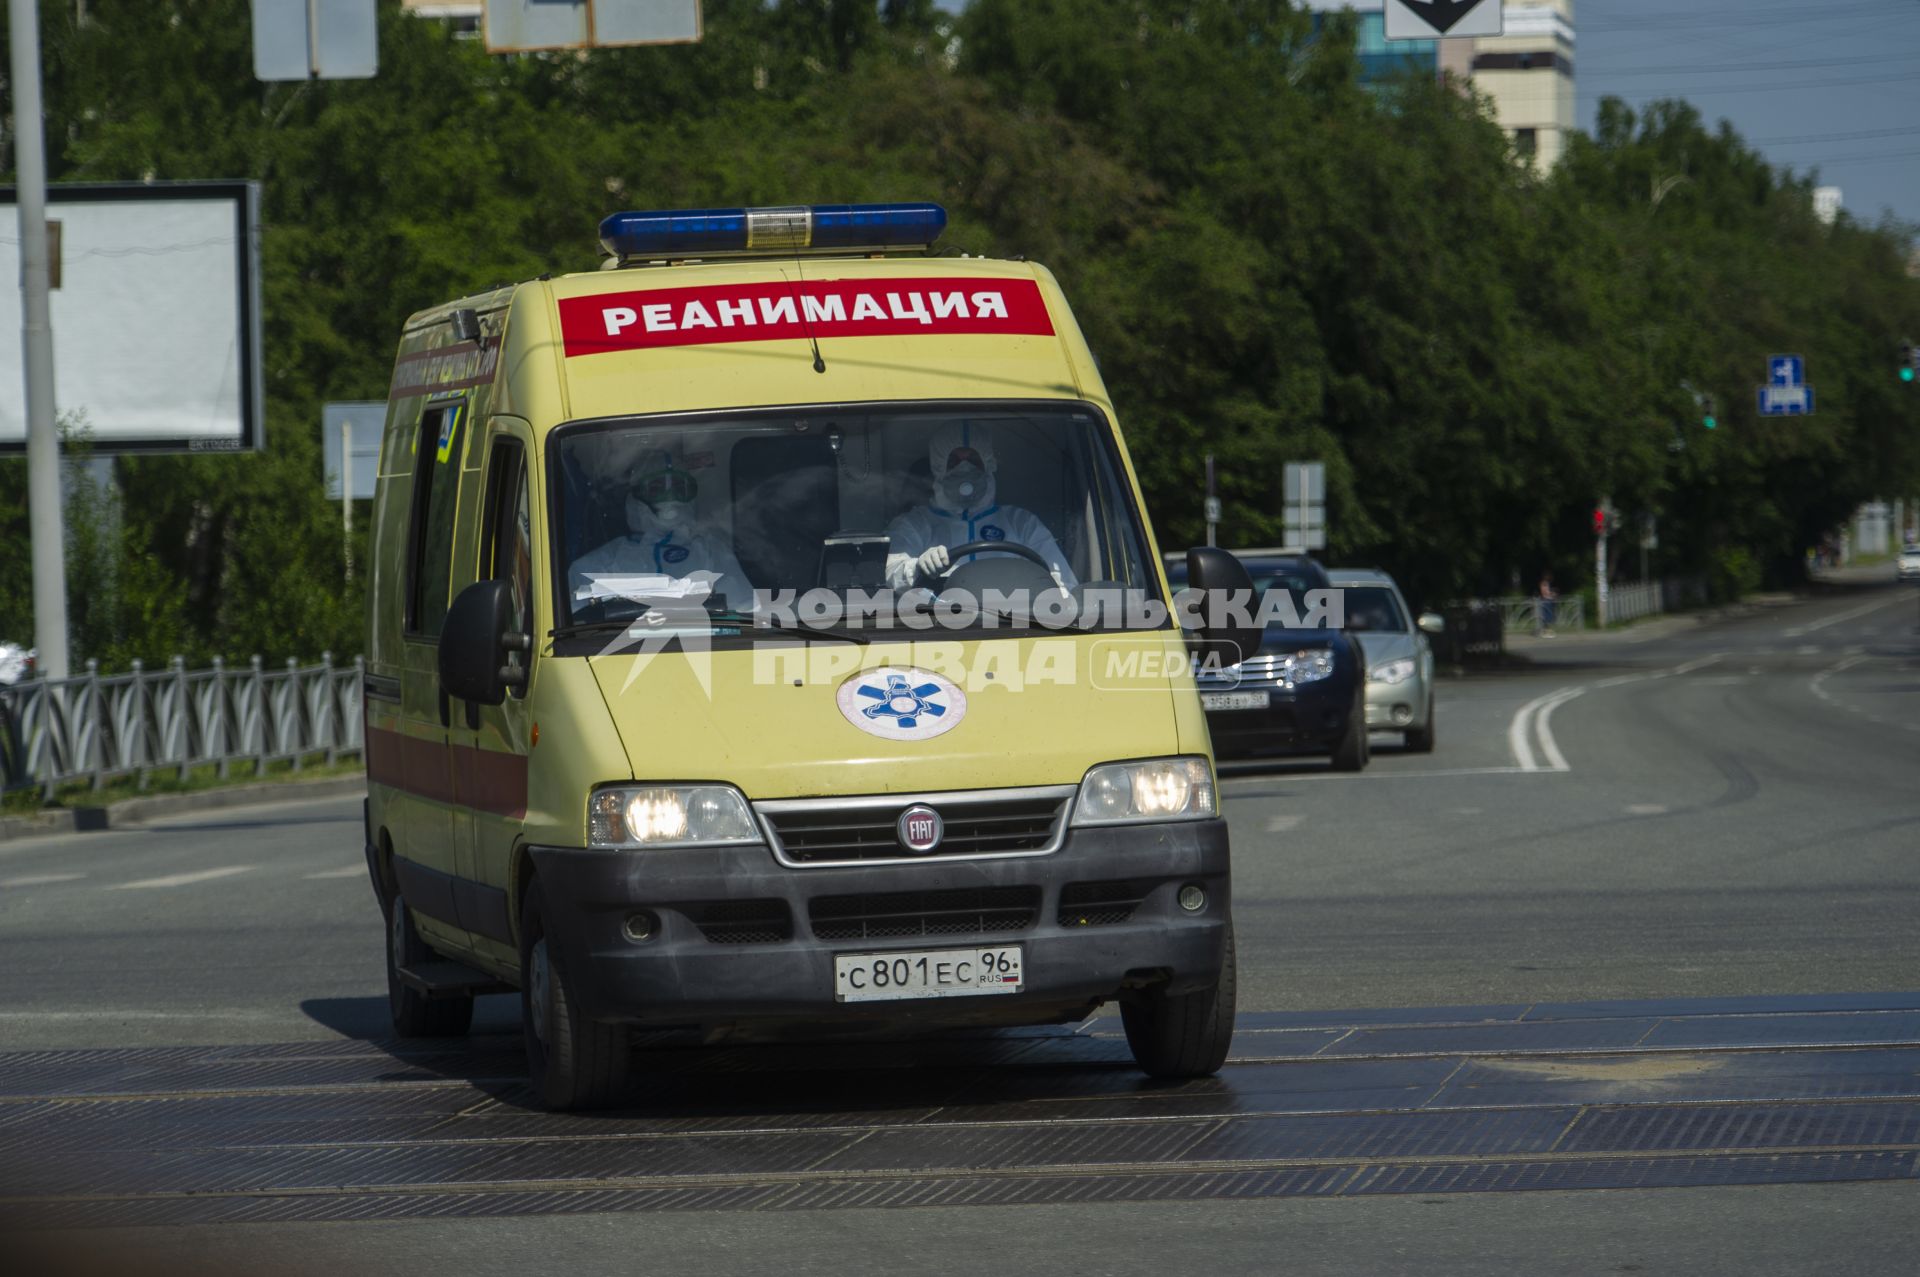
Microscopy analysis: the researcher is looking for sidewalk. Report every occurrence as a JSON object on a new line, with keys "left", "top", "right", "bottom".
{"left": 1503, "top": 592, "right": 1798, "bottom": 651}
{"left": 0, "top": 773, "right": 366, "bottom": 843}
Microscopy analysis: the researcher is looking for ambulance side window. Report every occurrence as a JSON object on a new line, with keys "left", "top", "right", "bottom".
{"left": 405, "top": 401, "right": 466, "bottom": 638}
{"left": 481, "top": 439, "right": 533, "bottom": 691}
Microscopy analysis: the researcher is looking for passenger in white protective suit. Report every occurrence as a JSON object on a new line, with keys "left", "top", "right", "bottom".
{"left": 568, "top": 451, "right": 757, "bottom": 610}
{"left": 885, "top": 422, "right": 1079, "bottom": 592}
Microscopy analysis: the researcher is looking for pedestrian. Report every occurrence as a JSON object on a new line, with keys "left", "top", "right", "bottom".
{"left": 1535, "top": 571, "right": 1557, "bottom": 637}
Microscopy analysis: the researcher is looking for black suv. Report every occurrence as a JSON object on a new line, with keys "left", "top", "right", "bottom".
{"left": 1166, "top": 553, "right": 1369, "bottom": 771}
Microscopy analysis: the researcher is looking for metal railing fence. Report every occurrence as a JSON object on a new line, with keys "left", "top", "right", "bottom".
{"left": 1494, "top": 595, "right": 1588, "bottom": 633}
{"left": 0, "top": 655, "right": 363, "bottom": 799}
{"left": 1494, "top": 575, "right": 1706, "bottom": 632}
{"left": 1606, "top": 581, "right": 1663, "bottom": 627}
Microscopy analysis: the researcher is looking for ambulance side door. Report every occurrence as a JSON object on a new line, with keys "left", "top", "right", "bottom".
{"left": 448, "top": 419, "right": 538, "bottom": 968}
{"left": 392, "top": 394, "right": 477, "bottom": 957}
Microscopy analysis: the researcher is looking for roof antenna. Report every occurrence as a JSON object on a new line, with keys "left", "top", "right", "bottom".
{"left": 753, "top": 206, "right": 828, "bottom": 373}
{"left": 790, "top": 256, "right": 827, "bottom": 375}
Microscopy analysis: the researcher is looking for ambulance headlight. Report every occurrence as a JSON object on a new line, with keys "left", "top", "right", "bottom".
{"left": 588, "top": 785, "right": 759, "bottom": 848}
{"left": 1072, "top": 758, "right": 1217, "bottom": 826}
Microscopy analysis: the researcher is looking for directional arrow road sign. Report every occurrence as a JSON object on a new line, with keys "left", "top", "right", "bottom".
{"left": 1385, "top": 0, "right": 1504, "bottom": 40}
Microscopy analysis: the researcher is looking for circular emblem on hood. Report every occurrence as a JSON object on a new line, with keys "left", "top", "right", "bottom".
{"left": 897, "top": 804, "right": 943, "bottom": 853}
{"left": 837, "top": 667, "right": 967, "bottom": 741}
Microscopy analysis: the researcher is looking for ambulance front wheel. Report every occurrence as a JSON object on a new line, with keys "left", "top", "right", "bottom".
{"left": 521, "top": 879, "right": 630, "bottom": 1110}
{"left": 386, "top": 894, "right": 475, "bottom": 1038}
{"left": 1121, "top": 923, "right": 1237, "bottom": 1079}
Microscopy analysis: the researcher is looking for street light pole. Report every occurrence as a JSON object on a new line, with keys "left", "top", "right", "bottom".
{"left": 10, "top": 0, "right": 71, "bottom": 679}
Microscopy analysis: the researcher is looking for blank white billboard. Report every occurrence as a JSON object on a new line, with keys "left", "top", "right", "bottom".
{"left": 0, "top": 182, "right": 265, "bottom": 454}
{"left": 252, "top": 0, "right": 379, "bottom": 81}
{"left": 484, "top": 0, "right": 701, "bottom": 53}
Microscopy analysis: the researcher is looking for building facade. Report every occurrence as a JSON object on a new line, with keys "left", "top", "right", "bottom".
{"left": 401, "top": 1, "right": 482, "bottom": 35}
{"left": 1304, "top": 1, "right": 1577, "bottom": 169}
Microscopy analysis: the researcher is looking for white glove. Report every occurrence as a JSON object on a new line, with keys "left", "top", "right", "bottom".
{"left": 913, "top": 545, "right": 951, "bottom": 583}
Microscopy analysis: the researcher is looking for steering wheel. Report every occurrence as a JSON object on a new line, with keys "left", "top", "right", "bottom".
{"left": 936, "top": 539, "right": 1052, "bottom": 576}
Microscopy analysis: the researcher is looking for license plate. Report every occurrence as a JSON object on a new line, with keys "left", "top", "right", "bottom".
{"left": 834, "top": 945, "right": 1024, "bottom": 1003}
{"left": 1203, "top": 690, "right": 1270, "bottom": 711}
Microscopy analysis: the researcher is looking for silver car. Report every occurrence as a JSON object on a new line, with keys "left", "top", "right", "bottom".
{"left": 1327, "top": 569, "right": 1441, "bottom": 752}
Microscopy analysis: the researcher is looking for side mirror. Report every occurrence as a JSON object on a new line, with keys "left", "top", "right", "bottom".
{"left": 1417, "top": 612, "right": 1445, "bottom": 635}
{"left": 439, "top": 580, "right": 530, "bottom": 708}
{"left": 1184, "top": 546, "right": 1263, "bottom": 669}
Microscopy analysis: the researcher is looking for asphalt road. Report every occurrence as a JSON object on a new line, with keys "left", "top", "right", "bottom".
{"left": 2, "top": 570, "right": 1916, "bottom": 1272}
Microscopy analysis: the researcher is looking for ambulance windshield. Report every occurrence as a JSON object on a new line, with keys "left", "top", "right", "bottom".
{"left": 550, "top": 404, "right": 1166, "bottom": 641}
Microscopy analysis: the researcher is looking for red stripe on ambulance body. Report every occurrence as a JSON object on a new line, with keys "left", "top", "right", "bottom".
{"left": 557, "top": 277, "right": 1056, "bottom": 357}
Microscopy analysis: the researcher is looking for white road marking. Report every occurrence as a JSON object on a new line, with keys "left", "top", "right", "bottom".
{"left": 1504, "top": 653, "right": 1725, "bottom": 774}
{"left": 304, "top": 865, "right": 366, "bottom": 880}
{"left": 1805, "top": 653, "right": 1919, "bottom": 732}
{"left": 112, "top": 865, "right": 254, "bottom": 890}
{"left": 1221, "top": 766, "right": 1550, "bottom": 785}
{"left": 0, "top": 873, "right": 86, "bottom": 888}
{"left": 1507, "top": 687, "right": 1572, "bottom": 772}
{"left": 1508, "top": 686, "right": 1582, "bottom": 773}
{"left": 1451, "top": 807, "right": 1483, "bottom": 815}
{"left": 1533, "top": 687, "right": 1584, "bottom": 772}
{"left": 1262, "top": 814, "right": 1304, "bottom": 833}
{"left": 1810, "top": 654, "right": 1870, "bottom": 708}
{"left": 1626, "top": 804, "right": 1668, "bottom": 815}
{"left": 1784, "top": 591, "right": 1909, "bottom": 637}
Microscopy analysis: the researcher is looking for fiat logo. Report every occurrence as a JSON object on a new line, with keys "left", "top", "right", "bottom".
{"left": 897, "top": 804, "right": 943, "bottom": 854}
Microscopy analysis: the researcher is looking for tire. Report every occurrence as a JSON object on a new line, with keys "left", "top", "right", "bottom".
{"left": 521, "top": 879, "right": 630, "bottom": 1110}
{"left": 1122, "top": 924, "right": 1238, "bottom": 1079}
{"left": 1404, "top": 700, "right": 1436, "bottom": 754}
{"left": 1329, "top": 694, "right": 1370, "bottom": 772}
{"left": 386, "top": 894, "right": 475, "bottom": 1038}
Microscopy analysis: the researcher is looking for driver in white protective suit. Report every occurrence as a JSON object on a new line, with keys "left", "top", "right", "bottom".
{"left": 568, "top": 450, "right": 757, "bottom": 610}
{"left": 885, "top": 422, "right": 1079, "bottom": 592}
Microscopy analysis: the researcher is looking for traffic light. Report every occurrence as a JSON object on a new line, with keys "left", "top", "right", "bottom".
{"left": 1592, "top": 506, "right": 1607, "bottom": 536}
{"left": 1687, "top": 385, "right": 1717, "bottom": 429}
{"left": 1902, "top": 343, "right": 1917, "bottom": 383}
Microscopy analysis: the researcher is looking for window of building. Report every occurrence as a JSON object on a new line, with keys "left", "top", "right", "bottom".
{"left": 1515, "top": 128, "right": 1539, "bottom": 160}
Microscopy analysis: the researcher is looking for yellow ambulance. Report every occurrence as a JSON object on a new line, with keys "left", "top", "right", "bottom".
{"left": 363, "top": 203, "right": 1260, "bottom": 1108}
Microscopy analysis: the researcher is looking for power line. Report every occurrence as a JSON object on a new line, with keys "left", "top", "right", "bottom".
{"left": 1549, "top": 69, "right": 1920, "bottom": 103}
{"left": 1753, "top": 126, "right": 1918, "bottom": 147}
{"left": 1579, "top": 0, "right": 1901, "bottom": 32}
{"left": 1588, "top": 52, "right": 1920, "bottom": 78}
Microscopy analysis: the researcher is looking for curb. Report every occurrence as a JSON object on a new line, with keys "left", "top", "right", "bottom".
{"left": 0, "top": 774, "right": 366, "bottom": 844}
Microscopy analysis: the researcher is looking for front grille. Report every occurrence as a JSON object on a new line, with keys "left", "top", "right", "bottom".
{"left": 1059, "top": 879, "right": 1156, "bottom": 928}
{"left": 763, "top": 794, "right": 1067, "bottom": 864}
{"left": 679, "top": 899, "right": 792, "bottom": 945}
{"left": 1200, "top": 649, "right": 1336, "bottom": 690}
{"left": 809, "top": 886, "right": 1040, "bottom": 941}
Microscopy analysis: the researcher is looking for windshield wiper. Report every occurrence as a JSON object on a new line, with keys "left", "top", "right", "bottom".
{"left": 552, "top": 613, "right": 873, "bottom": 646}
{"left": 749, "top": 614, "right": 872, "bottom": 645}
{"left": 550, "top": 617, "right": 653, "bottom": 641}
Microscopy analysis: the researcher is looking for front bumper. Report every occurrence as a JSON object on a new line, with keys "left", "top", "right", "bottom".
{"left": 1363, "top": 674, "right": 1430, "bottom": 730}
{"left": 528, "top": 819, "right": 1230, "bottom": 1028}
{"left": 1200, "top": 676, "right": 1356, "bottom": 756}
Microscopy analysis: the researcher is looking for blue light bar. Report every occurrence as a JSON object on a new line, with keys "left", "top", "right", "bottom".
{"left": 599, "top": 203, "right": 946, "bottom": 259}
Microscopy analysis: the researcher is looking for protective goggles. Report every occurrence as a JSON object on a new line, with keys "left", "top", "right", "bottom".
{"left": 633, "top": 467, "right": 697, "bottom": 504}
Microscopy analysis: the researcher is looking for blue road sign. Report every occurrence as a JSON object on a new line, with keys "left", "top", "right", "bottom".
{"left": 1758, "top": 385, "right": 1814, "bottom": 416}
{"left": 1758, "top": 354, "right": 1813, "bottom": 416}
